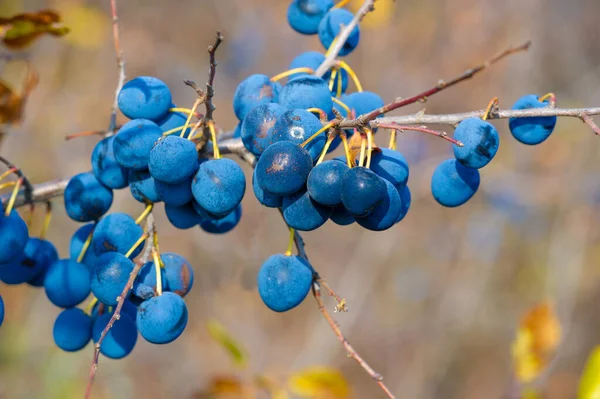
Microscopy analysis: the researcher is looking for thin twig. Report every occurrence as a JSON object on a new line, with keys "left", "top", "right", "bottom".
{"left": 108, "top": 0, "right": 126, "bottom": 135}
{"left": 342, "top": 41, "right": 532, "bottom": 127}
{"left": 581, "top": 113, "right": 600, "bottom": 136}
{"left": 312, "top": 282, "right": 395, "bottom": 399}
{"left": 314, "top": 0, "right": 376, "bottom": 77}
{"left": 85, "top": 213, "right": 155, "bottom": 399}
{"left": 205, "top": 30, "right": 223, "bottom": 122}
{"left": 0, "top": 156, "right": 33, "bottom": 205}
{"left": 374, "top": 123, "right": 463, "bottom": 146}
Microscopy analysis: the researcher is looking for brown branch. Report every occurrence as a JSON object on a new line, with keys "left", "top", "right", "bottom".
{"left": 312, "top": 281, "right": 395, "bottom": 399}
{"left": 581, "top": 113, "right": 600, "bottom": 136}
{"left": 342, "top": 40, "right": 532, "bottom": 127}
{"left": 314, "top": 0, "right": 376, "bottom": 78}
{"left": 0, "top": 156, "right": 33, "bottom": 205}
{"left": 373, "top": 122, "right": 463, "bottom": 147}
{"left": 108, "top": 0, "right": 126, "bottom": 135}
{"left": 205, "top": 30, "right": 223, "bottom": 121}
{"left": 85, "top": 213, "right": 156, "bottom": 399}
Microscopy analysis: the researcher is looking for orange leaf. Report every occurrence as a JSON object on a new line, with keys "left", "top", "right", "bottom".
{"left": 0, "top": 63, "right": 38, "bottom": 125}
{"left": 0, "top": 10, "right": 70, "bottom": 50}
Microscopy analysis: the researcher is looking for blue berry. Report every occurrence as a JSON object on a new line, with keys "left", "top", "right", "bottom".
{"left": 117, "top": 76, "right": 172, "bottom": 121}
{"left": 69, "top": 223, "right": 97, "bottom": 268}
{"left": 90, "top": 300, "right": 138, "bottom": 322}
{"left": 396, "top": 185, "right": 411, "bottom": 223}
{"left": 307, "top": 160, "right": 348, "bottom": 206}
{"left": 431, "top": 159, "right": 480, "bottom": 207}
{"left": 355, "top": 179, "right": 402, "bottom": 231}
{"left": 91, "top": 136, "right": 129, "bottom": 189}
{"left": 44, "top": 259, "right": 91, "bottom": 308}
{"left": 53, "top": 308, "right": 93, "bottom": 352}
{"left": 156, "top": 105, "right": 193, "bottom": 138}
{"left": 241, "top": 103, "right": 287, "bottom": 156}
{"left": 343, "top": 91, "right": 384, "bottom": 119}
{"left": 255, "top": 141, "right": 313, "bottom": 195}
{"left": 369, "top": 148, "right": 409, "bottom": 189}
{"left": 128, "top": 169, "right": 161, "bottom": 203}
{"left": 137, "top": 292, "right": 188, "bottom": 344}
{"left": 272, "top": 109, "right": 326, "bottom": 161}
{"left": 341, "top": 167, "right": 387, "bottom": 217}
{"left": 0, "top": 237, "right": 58, "bottom": 285}
{"left": 0, "top": 210, "right": 28, "bottom": 264}
{"left": 278, "top": 75, "right": 333, "bottom": 116}
{"left": 148, "top": 136, "right": 199, "bottom": 184}
{"left": 113, "top": 119, "right": 163, "bottom": 170}
{"left": 91, "top": 252, "right": 135, "bottom": 306}
{"left": 165, "top": 202, "right": 202, "bottom": 230}
{"left": 233, "top": 74, "right": 282, "bottom": 121}
{"left": 191, "top": 158, "right": 246, "bottom": 217}
{"left": 287, "top": 0, "right": 334, "bottom": 35}
{"left": 289, "top": 51, "right": 348, "bottom": 93}
{"left": 453, "top": 118, "right": 499, "bottom": 169}
{"left": 318, "top": 8, "right": 360, "bottom": 56}
{"left": 282, "top": 189, "right": 332, "bottom": 231}
{"left": 92, "top": 312, "right": 138, "bottom": 359}
{"left": 252, "top": 168, "right": 282, "bottom": 208}
{"left": 257, "top": 254, "right": 313, "bottom": 312}
{"left": 509, "top": 94, "right": 557, "bottom": 145}
{"left": 154, "top": 177, "right": 193, "bottom": 206}
{"left": 199, "top": 204, "right": 242, "bottom": 234}
{"left": 138, "top": 252, "right": 194, "bottom": 297}
{"left": 233, "top": 122, "right": 242, "bottom": 139}
{"left": 92, "top": 213, "right": 145, "bottom": 257}
{"left": 330, "top": 205, "right": 355, "bottom": 226}
{"left": 64, "top": 172, "right": 113, "bottom": 222}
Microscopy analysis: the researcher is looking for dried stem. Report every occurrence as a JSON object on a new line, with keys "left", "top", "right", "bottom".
{"left": 341, "top": 41, "right": 532, "bottom": 127}
{"left": 581, "top": 113, "right": 600, "bottom": 136}
{"left": 312, "top": 282, "right": 395, "bottom": 399}
{"left": 85, "top": 213, "right": 156, "bottom": 399}
{"left": 374, "top": 123, "right": 463, "bottom": 146}
{"left": 108, "top": 0, "right": 126, "bottom": 135}
{"left": 0, "top": 156, "right": 33, "bottom": 205}
{"left": 314, "top": 0, "right": 376, "bottom": 77}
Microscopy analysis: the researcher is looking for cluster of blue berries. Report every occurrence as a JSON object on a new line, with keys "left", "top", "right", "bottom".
{"left": 431, "top": 95, "right": 557, "bottom": 208}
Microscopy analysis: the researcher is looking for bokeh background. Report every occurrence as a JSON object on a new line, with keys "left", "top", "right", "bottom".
{"left": 1, "top": 0, "right": 600, "bottom": 398}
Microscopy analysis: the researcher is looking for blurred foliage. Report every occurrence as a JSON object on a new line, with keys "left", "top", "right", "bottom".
{"left": 288, "top": 366, "right": 350, "bottom": 398}
{"left": 578, "top": 346, "right": 600, "bottom": 399}
{"left": 0, "top": 10, "right": 69, "bottom": 49}
{"left": 207, "top": 319, "right": 248, "bottom": 368}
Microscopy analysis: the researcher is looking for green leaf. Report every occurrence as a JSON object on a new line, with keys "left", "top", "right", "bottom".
{"left": 0, "top": 10, "right": 70, "bottom": 49}
{"left": 206, "top": 319, "right": 248, "bottom": 368}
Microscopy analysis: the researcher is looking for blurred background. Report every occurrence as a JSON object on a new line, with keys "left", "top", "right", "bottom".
{"left": 1, "top": 0, "right": 600, "bottom": 398}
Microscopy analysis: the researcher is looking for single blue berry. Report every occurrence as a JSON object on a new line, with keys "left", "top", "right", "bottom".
{"left": 148, "top": 135, "right": 199, "bottom": 184}
{"left": 165, "top": 202, "right": 202, "bottom": 230}
{"left": 191, "top": 158, "right": 246, "bottom": 217}
{"left": 91, "top": 252, "right": 135, "bottom": 306}
{"left": 199, "top": 204, "right": 242, "bottom": 235}
{"left": 92, "top": 312, "right": 138, "bottom": 359}
{"left": 431, "top": 159, "right": 480, "bottom": 207}
{"left": 343, "top": 91, "right": 384, "bottom": 120}
{"left": 27, "top": 238, "right": 59, "bottom": 287}
{"left": 257, "top": 254, "right": 313, "bottom": 312}
{"left": 509, "top": 94, "right": 557, "bottom": 145}
{"left": 272, "top": 109, "right": 326, "bottom": 161}
{"left": 307, "top": 160, "right": 349, "bottom": 206}
{"left": 138, "top": 252, "right": 194, "bottom": 297}
{"left": 318, "top": 8, "right": 360, "bottom": 56}
{"left": 64, "top": 172, "right": 113, "bottom": 222}
{"left": 137, "top": 292, "right": 188, "bottom": 344}
{"left": 113, "top": 119, "right": 163, "bottom": 170}
{"left": 287, "top": 0, "right": 334, "bottom": 35}
{"left": 92, "top": 213, "right": 145, "bottom": 257}
{"left": 233, "top": 74, "right": 282, "bottom": 121}
{"left": 154, "top": 177, "right": 193, "bottom": 206}
{"left": 91, "top": 136, "right": 129, "bottom": 189}
{"left": 0, "top": 237, "right": 58, "bottom": 285}
{"left": 128, "top": 169, "right": 161, "bottom": 203}
{"left": 255, "top": 141, "right": 313, "bottom": 196}
{"left": 289, "top": 51, "right": 348, "bottom": 93}
{"left": 0, "top": 210, "right": 28, "bottom": 264}
{"left": 282, "top": 189, "right": 332, "bottom": 231}
{"left": 241, "top": 103, "right": 287, "bottom": 156}
{"left": 118, "top": 76, "right": 172, "bottom": 121}
{"left": 341, "top": 167, "right": 387, "bottom": 217}
{"left": 44, "top": 259, "right": 91, "bottom": 308}
{"left": 355, "top": 179, "right": 402, "bottom": 231}
{"left": 369, "top": 148, "right": 409, "bottom": 189}
{"left": 53, "top": 308, "right": 93, "bottom": 352}
{"left": 453, "top": 118, "right": 499, "bottom": 169}
{"left": 278, "top": 75, "right": 333, "bottom": 116}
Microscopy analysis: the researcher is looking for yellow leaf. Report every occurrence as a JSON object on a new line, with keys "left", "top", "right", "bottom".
{"left": 206, "top": 319, "right": 248, "bottom": 368}
{"left": 578, "top": 346, "right": 600, "bottom": 399}
{"left": 511, "top": 302, "right": 562, "bottom": 383}
{"left": 0, "top": 10, "right": 70, "bottom": 50}
{"left": 288, "top": 366, "right": 350, "bottom": 399}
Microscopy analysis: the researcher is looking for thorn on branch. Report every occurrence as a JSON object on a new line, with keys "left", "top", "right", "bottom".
{"left": 581, "top": 113, "right": 600, "bottom": 136}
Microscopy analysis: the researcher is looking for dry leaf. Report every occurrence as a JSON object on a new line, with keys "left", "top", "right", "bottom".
{"left": 193, "top": 375, "right": 253, "bottom": 399}
{"left": 0, "top": 63, "right": 38, "bottom": 125}
{"left": 207, "top": 319, "right": 248, "bottom": 368}
{"left": 0, "top": 10, "right": 70, "bottom": 50}
{"left": 511, "top": 302, "right": 561, "bottom": 383}
{"left": 288, "top": 366, "right": 350, "bottom": 399}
